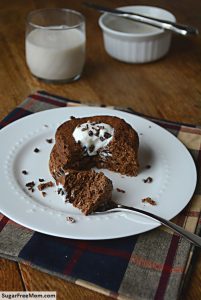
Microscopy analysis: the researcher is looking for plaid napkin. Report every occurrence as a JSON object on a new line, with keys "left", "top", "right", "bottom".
{"left": 0, "top": 91, "right": 201, "bottom": 300}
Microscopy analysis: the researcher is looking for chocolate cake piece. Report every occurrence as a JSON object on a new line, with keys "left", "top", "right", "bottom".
{"left": 49, "top": 115, "right": 139, "bottom": 177}
{"left": 56, "top": 170, "right": 113, "bottom": 215}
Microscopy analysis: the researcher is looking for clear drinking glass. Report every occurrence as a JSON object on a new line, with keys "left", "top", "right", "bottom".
{"left": 25, "top": 8, "right": 86, "bottom": 82}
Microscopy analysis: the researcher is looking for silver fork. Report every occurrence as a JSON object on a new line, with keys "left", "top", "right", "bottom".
{"left": 97, "top": 204, "right": 201, "bottom": 247}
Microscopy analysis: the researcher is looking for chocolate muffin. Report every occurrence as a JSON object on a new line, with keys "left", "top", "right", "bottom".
{"left": 49, "top": 115, "right": 139, "bottom": 178}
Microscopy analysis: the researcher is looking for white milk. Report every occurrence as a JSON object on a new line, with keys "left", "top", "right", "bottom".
{"left": 25, "top": 28, "right": 85, "bottom": 81}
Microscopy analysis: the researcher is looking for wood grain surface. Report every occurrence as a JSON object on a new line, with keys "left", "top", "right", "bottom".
{"left": 0, "top": 0, "right": 201, "bottom": 299}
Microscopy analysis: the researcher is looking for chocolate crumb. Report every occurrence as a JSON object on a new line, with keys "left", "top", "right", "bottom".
{"left": 46, "top": 138, "right": 53, "bottom": 144}
{"left": 70, "top": 116, "right": 76, "bottom": 119}
{"left": 25, "top": 181, "right": 35, "bottom": 188}
{"left": 116, "top": 188, "right": 126, "bottom": 193}
{"left": 94, "top": 129, "right": 100, "bottom": 137}
{"left": 146, "top": 165, "right": 151, "bottom": 169}
{"left": 143, "top": 177, "right": 153, "bottom": 183}
{"left": 38, "top": 181, "right": 54, "bottom": 191}
{"left": 42, "top": 192, "right": 47, "bottom": 197}
{"left": 142, "top": 197, "right": 157, "bottom": 205}
{"left": 88, "top": 130, "right": 93, "bottom": 136}
{"left": 39, "top": 178, "right": 45, "bottom": 182}
{"left": 104, "top": 132, "right": 111, "bottom": 139}
{"left": 34, "top": 148, "right": 40, "bottom": 153}
{"left": 57, "top": 188, "right": 62, "bottom": 195}
{"left": 25, "top": 181, "right": 35, "bottom": 192}
{"left": 22, "top": 170, "right": 28, "bottom": 175}
{"left": 57, "top": 188, "right": 65, "bottom": 196}
{"left": 66, "top": 216, "right": 76, "bottom": 223}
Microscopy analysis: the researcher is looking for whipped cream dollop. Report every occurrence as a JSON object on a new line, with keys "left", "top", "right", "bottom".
{"left": 72, "top": 121, "right": 114, "bottom": 156}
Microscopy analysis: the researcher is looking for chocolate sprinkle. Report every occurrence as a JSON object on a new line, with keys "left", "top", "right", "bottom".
{"left": 57, "top": 188, "right": 65, "bottom": 196}
{"left": 100, "top": 136, "right": 105, "bottom": 142}
{"left": 25, "top": 181, "right": 35, "bottom": 188}
{"left": 143, "top": 177, "right": 153, "bottom": 183}
{"left": 25, "top": 181, "right": 35, "bottom": 192}
{"left": 34, "top": 148, "right": 40, "bottom": 153}
{"left": 66, "top": 216, "right": 76, "bottom": 223}
{"left": 22, "top": 170, "right": 28, "bottom": 175}
{"left": 94, "top": 129, "right": 100, "bottom": 137}
{"left": 42, "top": 192, "right": 47, "bottom": 197}
{"left": 46, "top": 138, "right": 53, "bottom": 144}
{"left": 104, "top": 132, "right": 111, "bottom": 139}
{"left": 88, "top": 130, "right": 93, "bottom": 136}
{"left": 39, "top": 178, "right": 45, "bottom": 182}
{"left": 57, "top": 188, "right": 63, "bottom": 195}
{"left": 70, "top": 116, "right": 76, "bottom": 119}
{"left": 116, "top": 188, "right": 126, "bottom": 193}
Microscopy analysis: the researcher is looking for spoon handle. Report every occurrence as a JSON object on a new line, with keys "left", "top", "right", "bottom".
{"left": 118, "top": 204, "right": 201, "bottom": 248}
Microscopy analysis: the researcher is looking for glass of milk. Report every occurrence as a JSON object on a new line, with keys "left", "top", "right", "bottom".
{"left": 25, "top": 8, "right": 86, "bottom": 82}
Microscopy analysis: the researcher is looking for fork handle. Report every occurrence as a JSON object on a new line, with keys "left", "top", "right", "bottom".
{"left": 118, "top": 205, "right": 201, "bottom": 247}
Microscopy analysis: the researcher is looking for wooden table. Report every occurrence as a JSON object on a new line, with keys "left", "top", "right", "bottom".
{"left": 0, "top": 0, "right": 201, "bottom": 299}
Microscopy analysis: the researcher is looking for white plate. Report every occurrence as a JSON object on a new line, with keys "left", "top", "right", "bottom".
{"left": 0, "top": 107, "right": 197, "bottom": 240}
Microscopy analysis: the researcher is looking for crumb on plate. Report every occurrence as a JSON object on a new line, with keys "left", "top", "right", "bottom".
{"left": 116, "top": 188, "right": 126, "bottom": 193}
{"left": 37, "top": 181, "right": 54, "bottom": 191}
{"left": 142, "top": 197, "right": 157, "bottom": 206}
{"left": 143, "top": 177, "right": 153, "bottom": 183}
{"left": 66, "top": 216, "right": 76, "bottom": 223}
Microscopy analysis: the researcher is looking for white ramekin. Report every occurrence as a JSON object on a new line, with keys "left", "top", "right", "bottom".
{"left": 99, "top": 6, "right": 176, "bottom": 63}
